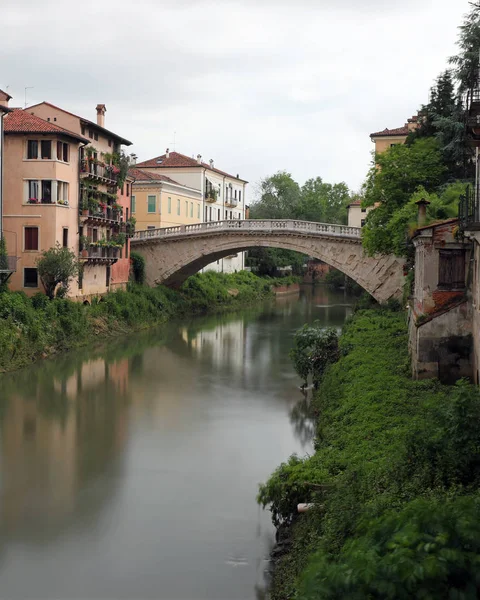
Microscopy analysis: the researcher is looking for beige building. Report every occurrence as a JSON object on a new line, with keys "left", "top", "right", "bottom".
{"left": 135, "top": 150, "right": 247, "bottom": 273}
{"left": 0, "top": 89, "right": 15, "bottom": 283}
{"left": 3, "top": 109, "right": 88, "bottom": 295}
{"left": 369, "top": 115, "right": 418, "bottom": 154}
{"left": 347, "top": 198, "right": 374, "bottom": 228}
{"left": 128, "top": 167, "right": 202, "bottom": 231}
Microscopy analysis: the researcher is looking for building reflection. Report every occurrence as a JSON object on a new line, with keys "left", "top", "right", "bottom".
{"left": 0, "top": 353, "right": 131, "bottom": 543}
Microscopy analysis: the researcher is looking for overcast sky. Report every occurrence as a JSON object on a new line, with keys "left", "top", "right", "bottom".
{"left": 1, "top": 0, "right": 473, "bottom": 199}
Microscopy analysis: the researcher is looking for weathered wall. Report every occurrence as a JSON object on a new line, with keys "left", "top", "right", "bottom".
{"left": 409, "top": 301, "right": 472, "bottom": 383}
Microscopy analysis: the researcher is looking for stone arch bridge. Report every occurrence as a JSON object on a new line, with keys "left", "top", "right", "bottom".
{"left": 130, "top": 220, "right": 404, "bottom": 302}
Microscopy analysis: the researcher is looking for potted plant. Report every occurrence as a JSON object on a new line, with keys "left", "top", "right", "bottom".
{"left": 79, "top": 235, "right": 90, "bottom": 258}
{"left": 28, "top": 197, "right": 39, "bottom": 204}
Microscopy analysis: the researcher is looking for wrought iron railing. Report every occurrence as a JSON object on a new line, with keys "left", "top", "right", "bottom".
{"left": 0, "top": 256, "right": 17, "bottom": 273}
{"left": 459, "top": 185, "right": 480, "bottom": 229}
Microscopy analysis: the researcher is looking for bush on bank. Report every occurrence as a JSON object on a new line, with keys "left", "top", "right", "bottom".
{"left": 0, "top": 270, "right": 273, "bottom": 372}
{"left": 259, "top": 308, "right": 480, "bottom": 600}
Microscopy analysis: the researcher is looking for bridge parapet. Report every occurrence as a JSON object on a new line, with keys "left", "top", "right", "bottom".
{"left": 132, "top": 219, "right": 362, "bottom": 242}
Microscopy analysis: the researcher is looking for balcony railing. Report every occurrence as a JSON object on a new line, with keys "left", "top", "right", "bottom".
{"left": 80, "top": 159, "right": 119, "bottom": 185}
{"left": 79, "top": 206, "right": 122, "bottom": 223}
{"left": 26, "top": 198, "right": 69, "bottom": 206}
{"left": 79, "top": 245, "right": 119, "bottom": 262}
{"left": 459, "top": 185, "right": 480, "bottom": 230}
{"left": 224, "top": 198, "right": 238, "bottom": 208}
{"left": 0, "top": 256, "right": 17, "bottom": 273}
{"left": 205, "top": 190, "right": 217, "bottom": 203}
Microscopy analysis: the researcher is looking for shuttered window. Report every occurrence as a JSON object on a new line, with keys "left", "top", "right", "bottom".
{"left": 438, "top": 250, "right": 465, "bottom": 289}
{"left": 24, "top": 227, "right": 39, "bottom": 251}
{"left": 148, "top": 195, "right": 156, "bottom": 213}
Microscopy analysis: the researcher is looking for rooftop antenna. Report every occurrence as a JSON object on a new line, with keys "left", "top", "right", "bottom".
{"left": 170, "top": 131, "right": 177, "bottom": 152}
{"left": 24, "top": 86, "right": 34, "bottom": 108}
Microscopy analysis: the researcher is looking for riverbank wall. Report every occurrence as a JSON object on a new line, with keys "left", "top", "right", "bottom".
{"left": 260, "top": 307, "right": 480, "bottom": 599}
{"left": 0, "top": 271, "right": 276, "bottom": 373}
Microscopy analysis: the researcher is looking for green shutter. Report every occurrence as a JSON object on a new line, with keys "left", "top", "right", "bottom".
{"left": 147, "top": 195, "right": 156, "bottom": 213}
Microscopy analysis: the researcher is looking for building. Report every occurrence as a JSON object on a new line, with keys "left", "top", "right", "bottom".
{"left": 24, "top": 101, "right": 134, "bottom": 298}
{"left": 347, "top": 197, "right": 374, "bottom": 228}
{"left": 128, "top": 167, "right": 202, "bottom": 231}
{"left": 369, "top": 115, "right": 418, "bottom": 154}
{"left": 135, "top": 150, "right": 247, "bottom": 273}
{"left": 0, "top": 90, "right": 16, "bottom": 285}
{"left": 2, "top": 108, "right": 89, "bottom": 295}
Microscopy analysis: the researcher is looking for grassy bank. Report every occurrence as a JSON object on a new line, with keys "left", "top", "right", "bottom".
{"left": 259, "top": 307, "right": 480, "bottom": 599}
{"left": 0, "top": 271, "right": 273, "bottom": 373}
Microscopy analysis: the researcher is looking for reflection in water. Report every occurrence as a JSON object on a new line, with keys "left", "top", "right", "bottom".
{"left": 0, "top": 285, "right": 353, "bottom": 600}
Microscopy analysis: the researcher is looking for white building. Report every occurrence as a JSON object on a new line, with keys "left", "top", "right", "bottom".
{"left": 347, "top": 198, "right": 374, "bottom": 228}
{"left": 135, "top": 150, "right": 247, "bottom": 273}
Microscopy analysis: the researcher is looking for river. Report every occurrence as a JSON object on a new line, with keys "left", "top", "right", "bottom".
{"left": 0, "top": 285, "right": 353, "bottom": 600}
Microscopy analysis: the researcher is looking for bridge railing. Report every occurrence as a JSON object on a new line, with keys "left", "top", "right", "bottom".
{"left": 132, "top": 220, "right": 362, "bottom": 241}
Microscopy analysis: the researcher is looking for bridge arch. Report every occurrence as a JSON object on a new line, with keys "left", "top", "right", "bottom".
{"left": 130, "top": 220, "right": 404, "bottom": 303}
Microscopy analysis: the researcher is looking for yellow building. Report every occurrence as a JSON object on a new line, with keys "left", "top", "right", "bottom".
{"left": 369, "top": 115, "right": 418, "bottom": 154}
{"left": 129, "top": 167, "right": 202, "bottom": 231}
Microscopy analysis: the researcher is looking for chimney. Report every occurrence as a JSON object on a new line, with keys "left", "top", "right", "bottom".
{"left": 415, "top": 198, "right": 430, "bottom": 227}
{"left": 209, "top": 159, "right": 214, "bottom": 168}
{"left": 96, "top": 103, "right": 106, "bottom": 128}
{"left": 196, "top": 154, "right": 202, "bottom": 164}
{"left": 0, "top": 90, "right": 11, "bottom": 109}
{"left": 166, "top": 148, "right": 170, "bottom": 159}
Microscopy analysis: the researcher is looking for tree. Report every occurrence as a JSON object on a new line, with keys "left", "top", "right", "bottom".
{"left": 297, "top": 178, "right": 350, "bottom": 224}
{"left": 249, "top": 171, "right": 301, "bottom": 219}
{"left": 449, "top": 2, "right": 480, "bottom": 100}
{"left": 362, "top": 138, "right": 446, "bottom": 255}
{"left": 290, "top": 324, "right": 339, "bottom": 388}
{"left": 36, "top": 244, "right": 79, "bottom": 299}
{"left": 0, "top": 236, "right": 9, "bottom": 292}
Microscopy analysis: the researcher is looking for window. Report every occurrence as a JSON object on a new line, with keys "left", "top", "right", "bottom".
{"left": 131, "top": 195, "right": 136, "bottom": 214}
{"left": 126, "top": 184, "right": 130, "bottom": 197}
{"left": 106, "top": 265, "right": 111, "bottom": 286}
{"left": 56, "top": 141, "right": 69, "bottom": 162}
{"left": 27, "top": 140, "right": 38, "bottom": 159}
{"left": 89, "top": 129, "right": 93, "bottom": 138}
{"left": 57, "top": 181, "right": 69, "bottom": 204}
{"left": 168, "top": 197, "right": 171, "bottom": 213}
{"left": 41, "top": 141, "right": 51, "bottom": 160}
{"left": 92, "top": 228, "right": 98, "bottom": 243}
{"left": 94, "top": 132, "right": 98, "bottom": 141}
{"left": 147, "top": 226, "right": 155, "bottom": 230}
{"left": 361, "top": 219, "right": 366, "bottom": 227}
{"left": 239, "top": 190, "right": 242, "bottom": 203}
{"left": 62, "top": 228, "right": 68, "bottom": 248}
{"left": 177, "top": 199, "right": 180, "bottom": 215}
{"left": 234, "top": 190, "right": 237, "bottom": 200}
{"left": 190, "top": 202, "right": 193, "bottom": 218}
{"left": 197, "top": 204, "right": 200, "bottom": 219}
{"left": 24, "top": 227, "right": 39, "bottom": 251}
{"left": 147, "top": 195, "right": 156, "bottom": 213}
{"left": 41, "top": 180, "right": 52, "bottom": 203}
{"left": 209, "top": 206, "right": 212, "bottom": 221}
{"left": 185, "top": 201, "right": 188, "bottom": 216}
{"left": 108, "top": 139, "right": 112, "bottom": 147}
{"left": 218, "top": 209, "right": 221, "bottom": 221}
{"left": 28, "top": 180, "right": 39, "bottom": 202}
{"left": 361, "top": 208, "right": 367, "bottom": 213}
{"left": 81, "top": 126, "right": 86, "bottom": 136}
{"left": 24, "top": 268, "right": 38, "bottom": 288}
{"left": 438, "top": 250, "right": 466, "bottom": 289}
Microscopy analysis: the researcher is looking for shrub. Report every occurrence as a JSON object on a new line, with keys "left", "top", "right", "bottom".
{"left": 130, "top": 252, "right": 146, "bottom": 284}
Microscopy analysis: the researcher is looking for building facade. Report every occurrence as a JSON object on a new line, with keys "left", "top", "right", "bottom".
{"left": 369, "top": 115, "right": 418, "bottom": 154}
{"left": 135, "top": 150, "right": 247, "bottom": 273}
{"left": 347, "top": 198, "right": 374, "bottom": 228}
{"left": 26, "top": 102, "right": 134, "bottom": 298}
{"left": 128, "top": 168, "right": 203, "bottom": 231}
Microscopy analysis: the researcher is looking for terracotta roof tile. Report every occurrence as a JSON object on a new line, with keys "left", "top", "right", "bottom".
{"left": 4, "top": 109, "right": 89, "bottom": 142}
{"left": 136, "top": 151, "right": 248, "bottom": 183}
{"left": 26, "top": 101, "right": 132, "bottom": 146}
{"left": 129, "top": 167, "right": 181, "bottom": 185}
{"left": 369, "top": 125, "right": 409, "bottom": 138}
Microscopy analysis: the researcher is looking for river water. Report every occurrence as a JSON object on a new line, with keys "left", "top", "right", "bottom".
{"left": 0, "top": 285, "right": 353, "bottom": 600}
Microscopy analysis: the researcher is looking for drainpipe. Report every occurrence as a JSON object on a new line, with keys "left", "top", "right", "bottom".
{"left": 0, "top": 110, "right": 4, "bottom": 240}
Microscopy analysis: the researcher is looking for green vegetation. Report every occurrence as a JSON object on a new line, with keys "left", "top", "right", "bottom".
{"left": 130, "top": 251, "right": 146, "bottom": 284}
{"left": 259, "top": 308, "right": 480, "bottom": 599}
{"left": 290, "top": 326, "right": 339, "bottom": 388}
{"left": 36, "top": 244, "right": 80, "bottom": 299}
{"left": 324, "top": 268, "right": 363, "bottom": 295}
{"left": 362, "top": 4, "right": 480, "bottom": 257}
{"left": 247, "top": 171, "right": 352, "bottom": 274}
{"left": 0, "top": 271, "right": 273, "bottom": 372}
{"left": 0, "top": 236, "right": 9, "bottom": 292}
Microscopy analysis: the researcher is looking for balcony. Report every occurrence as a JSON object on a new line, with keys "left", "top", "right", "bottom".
{"left": 205, "top": 189, "right": 218, "bottom": 203}
{"left": 80, "top": 159, "right": 119, "bottom": 186}
{"left": 79, "top": 206, "right": 122, "bottom": 226}
{"left": 26, "top": 198, "right": 69, "bottom": 207}
{"left": 224, "top": 198, "right": 238, "bottom": 208}
{"left": 459, "top": 185, "right": 480, "bottom": 230}
{"left": 0, "top": 256, "right": 17, "bottom": 279}
{"left": 79, "top": 245, "right": 119, "bottom": 264}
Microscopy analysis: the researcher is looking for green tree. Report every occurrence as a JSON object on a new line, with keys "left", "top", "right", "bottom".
{"left": 362, "top": 138, "right": 446, "bottom": 255}
{"left": 297, "top": 178, "right": 350, "bottom": 224}
{"left": 36, "top": 244, "right": 79, "bottom": 299}
{"left": 450, "top": 2, "right": 480, "bottom": 100}
{"left": 0, "top": 236, "right": 9, "bottom": 292}
{"left": 250, "top": 171, "right": 301, "bottom": 219}
{"left": 290, "top": 324, "right": 339, "bottom": 388}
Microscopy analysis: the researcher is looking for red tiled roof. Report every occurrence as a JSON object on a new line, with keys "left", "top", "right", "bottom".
{"left": 370, "top": 125, "right": 409, "bottom": 138}
{"left": 348, "top": 198, "right": 362, "bottom": 207}
{"left": 414, "top": 217, "right": 459, "bottom": 233}
{"left": 4, "top": 109, "right": 89, "bottom": 142}
{"left": 26, "top": 101, "right": 132, "bottom": 146}
{"left": 128, "top": 167, "right": 181, "bottom": 185}
{"left": 136, "top": 151, "right": 248, "bottom": 183}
